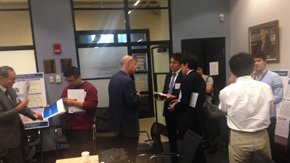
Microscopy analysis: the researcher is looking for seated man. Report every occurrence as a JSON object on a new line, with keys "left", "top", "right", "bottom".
{"left": 196, "top": 65, "right": 214, "bottom": 104}
{"left": 219, "top": 53, "right": 273, "bottom": 162}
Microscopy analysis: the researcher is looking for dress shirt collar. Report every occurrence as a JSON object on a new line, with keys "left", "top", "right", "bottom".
{"left": 0, "top": 85, "right": 7, "bottom": 94}
{"left": 173, "top": 68, "right": 181, "bottom": 75}
{"left": 236, "top": 75, "right": 253, "bottom": 82}
{"left": 187, "top": 69, "right": 194, "bottom": 75}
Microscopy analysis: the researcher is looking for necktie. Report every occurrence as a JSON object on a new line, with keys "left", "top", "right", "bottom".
{"left": 168, "top": 72, "right": 176, "bottom": 95}
{"left": 5, "top": 90, "right": 13, "bottom": 104}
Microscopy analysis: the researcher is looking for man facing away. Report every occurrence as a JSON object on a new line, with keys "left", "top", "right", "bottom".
{"left": 162, "top": 52, "right": 183, "bottom": 158}
{"left": 60, "top": 66, "right": 98, "bottom": 156}
{"left": 219, "top": 53, "right": 273, "bottom": 163}
{"left": 108, "top": 55, "right": 142, "bottom": 163}
{"left": 252, "top": 52, "right": 283, "bottom": 161}
{"left": 0, "top": 66, "right": 43, "bottom": 163}
{"left": 169, "top": 54, "right": 206, "bottom": 163}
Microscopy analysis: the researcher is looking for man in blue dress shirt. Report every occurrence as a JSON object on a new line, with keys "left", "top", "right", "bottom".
{"left": 252, "top": 52, "right": 283, "bottom": 161}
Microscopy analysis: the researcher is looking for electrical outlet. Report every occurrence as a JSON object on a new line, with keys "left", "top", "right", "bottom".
{"left": 49, "top": 76, "right": 54, "bottom": 83}
{"left": 55, "top": 75, "right": 61, "bottom": 83}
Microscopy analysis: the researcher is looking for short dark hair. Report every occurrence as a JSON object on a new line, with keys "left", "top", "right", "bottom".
{"left": 229, "top": 53, "right": 254, "bottom": 77}
{"left": 0, "top": 66, "right": 14, "bottom": 78}
{"left": 252, "top": 52, "right": 266, "bottom": 61}
{"left": 63, "top": 66, "right": 80, "bottom": 78}
{"left": 171, "top": 52, "right": 183, "bottom": 62}
{"left": 197, "top": 64, "right": 204, "bottom": 70}
{"left": 180, "top": 54, "right": 198, "bottom": 70}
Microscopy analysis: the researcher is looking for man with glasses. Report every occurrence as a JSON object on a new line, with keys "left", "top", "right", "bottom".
{"left": 60, "top": 66, "right": 98, "bottom": 157}
{"left": 108, "top": 55, "right": 142, "bottom": 163}
{"left": 0, "top": 66, "right": 43, "bottom": 163}
{"left": 162, "top": 52, "right": 183, "bottom": 162}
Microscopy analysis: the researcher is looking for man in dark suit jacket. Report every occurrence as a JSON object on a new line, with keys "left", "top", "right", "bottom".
{"left": 169, "top": 55, "right": 206, "bottom": 163}
{"left": 0, "top": 66, "right": 43, "bottom": 163}
{"left": 108, "top": 55, "right": 142, "bottom": 163}
{"left": 162, "top": 53, "right": 183, "bottom": 156}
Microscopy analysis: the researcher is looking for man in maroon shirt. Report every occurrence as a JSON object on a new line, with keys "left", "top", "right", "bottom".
{"left": 60, "top": 66, "right": 98, "bottom": 157}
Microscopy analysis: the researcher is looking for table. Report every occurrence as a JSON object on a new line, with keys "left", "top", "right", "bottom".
{"left": 56, "top": 155, "right": 99, "bottom": 163}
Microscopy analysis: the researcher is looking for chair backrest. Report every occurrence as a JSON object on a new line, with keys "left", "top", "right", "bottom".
{"left": 150, "top": 122, "right": 168, "bottom": 153}
{"left": 95, "top": 107, "right": 110, "bottom": 132}
{"left": 179, "top": 129, "right": 203, "bottom": 163}
{"left": 250, "top": 150, "right": 275, "bottom": 163}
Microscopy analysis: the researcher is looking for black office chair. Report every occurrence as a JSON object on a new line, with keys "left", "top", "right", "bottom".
{"left": 54, "top": 115, "right": 69, "bottom": 159}
{"left": 25, "top": 129, "right": 43, "bottom": 163}
{"left": 94, "top": 107, "right": 118, "bottom": 152}
{"left": 138, "top": 122, "right": 168, "bottom": 155}
{"left": 148, "top": 129, "right": 203, "bottom": 163}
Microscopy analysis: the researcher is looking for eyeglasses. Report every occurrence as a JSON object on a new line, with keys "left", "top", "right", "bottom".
{"left": 65, "top": 77, "right": 78, "bottom": 83}
{"left": 5, "top": 77, "right": 16, "bottom": 81}
{"left": 127, "top": 58, "right": 136, "bottom": 64}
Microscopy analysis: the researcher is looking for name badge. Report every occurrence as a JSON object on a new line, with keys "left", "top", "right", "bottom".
{"left": 175, "top": 83, "right": 181, "bottom": 89}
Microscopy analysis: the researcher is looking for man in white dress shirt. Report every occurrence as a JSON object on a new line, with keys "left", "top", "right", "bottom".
{"left": 219, "top": 53, "right": 274, "bottom": 163}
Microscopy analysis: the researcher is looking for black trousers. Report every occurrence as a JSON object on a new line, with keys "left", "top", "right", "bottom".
{"left": 65, "top": 129, "right": 96, "bottom": 157}
{"left": 165, "top": 113, "right": 179, "bottom": 153}
{"left": 114, "top": 135, "right": 139, "bottom": 163}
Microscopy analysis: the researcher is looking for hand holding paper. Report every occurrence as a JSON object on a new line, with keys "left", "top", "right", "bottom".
{"left": 42, "top": 98, "right": 66, "bottom": 119}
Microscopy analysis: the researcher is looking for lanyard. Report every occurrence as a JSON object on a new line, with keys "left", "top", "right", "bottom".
{"left": 254, "top": 70, "right": 268, "bottom": 81}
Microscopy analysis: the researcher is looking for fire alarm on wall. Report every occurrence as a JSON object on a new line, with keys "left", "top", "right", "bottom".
{"left": 53, "top": 43, "right": 62, "bottom": 55}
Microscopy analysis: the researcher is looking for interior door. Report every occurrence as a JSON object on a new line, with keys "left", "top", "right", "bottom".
{"left": 181, "top": 37, "right": 226, "bottom": 92}
{"left": 151, "top": 45, "right": 170, "bottom": 125}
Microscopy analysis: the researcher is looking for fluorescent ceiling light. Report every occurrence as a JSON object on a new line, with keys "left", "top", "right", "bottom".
{"left": 134, "top": 0, "right": 140, "bottom": 6}
{"left": 128, "top": 10, "right": 132, "bottom": 14}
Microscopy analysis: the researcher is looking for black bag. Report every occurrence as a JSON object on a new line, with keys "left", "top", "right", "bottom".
{"left": 99, "top": 148, "right": 128, "bottom": 163}
{"left": 204, "top": 101, "right": 224, "bottom": 120}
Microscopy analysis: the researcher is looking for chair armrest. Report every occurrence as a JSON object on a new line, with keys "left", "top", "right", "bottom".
{"left": 140, "top": 130, "right": 150, "bottom": 140}
{"left": 149, "top": 153, "right": 180, "bottom": 160}
{"left": 28, "top": 138, "right": 41, "bottom": 147}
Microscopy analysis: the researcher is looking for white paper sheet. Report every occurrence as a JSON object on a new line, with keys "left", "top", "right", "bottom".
{"left": 189, "top": 92, "right": 199, "bottom": 108}
{"left": 67, "top": 89, "right": 86, "bottom": 113}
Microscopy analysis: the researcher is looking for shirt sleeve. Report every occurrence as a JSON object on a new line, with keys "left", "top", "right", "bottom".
{"left": 272, "top": 74, "right": 283, "bottom": 104}
{"left": 83, "top": 84, "right": 98, "bottom": 111}
{"left": 207, "top": 76, "right": 214, "bottom": 85}
{"left": 218, "top": 90, "right": 227, "bottom": 113}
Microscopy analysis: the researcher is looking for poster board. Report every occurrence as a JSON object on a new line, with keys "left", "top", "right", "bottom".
{"left": 272, "top": 70, "right": 290, "bottom": 147}
{"left": 13, "top": 73, "right": 49, "bottom": 129}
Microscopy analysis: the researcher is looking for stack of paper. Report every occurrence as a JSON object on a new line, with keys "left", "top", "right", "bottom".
{"left": 153, "top": 92, "right": 167, "bottom": 101}
{"left": 43, "top": 98, "right": 66, "bottom": 119}
{"left": 67, "top": 89, "right": 86, "bottom": 113}
{"left": 22, "top": 81, "right": 30, "bottom": 100}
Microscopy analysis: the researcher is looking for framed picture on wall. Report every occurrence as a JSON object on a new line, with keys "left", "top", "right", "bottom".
{"left": 249, "top": 20, "right": 279, "bottom": 63}
{"left": 60, "top": 58, "right": 72, "bottom": 73}
{"left": 43, "top": 59, "right": 56, "bottom": 74}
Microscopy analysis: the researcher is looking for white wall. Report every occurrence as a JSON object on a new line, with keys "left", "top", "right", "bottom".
{"left": 230, "top": 0, "right": 290, "bottom": 71}
{"left": 171, "top": 0, "right": 231, "bottom": 79}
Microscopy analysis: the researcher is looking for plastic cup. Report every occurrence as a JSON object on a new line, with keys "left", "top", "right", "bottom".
{"left": 81, "top": 151, "right": 90, "bottom": 162}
